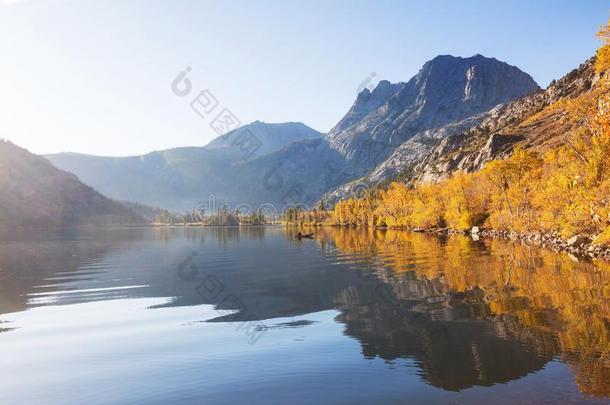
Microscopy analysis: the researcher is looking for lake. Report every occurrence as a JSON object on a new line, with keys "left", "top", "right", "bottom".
{"left": 0, "top": 227, "right": 608, "bottom": 404}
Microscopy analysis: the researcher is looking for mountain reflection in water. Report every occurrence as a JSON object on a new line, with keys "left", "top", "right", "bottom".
{"left": 0, "top": 226, "right": 607, "bottom": 402}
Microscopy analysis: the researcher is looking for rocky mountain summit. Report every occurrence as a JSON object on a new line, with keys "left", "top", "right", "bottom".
{"left": 322, "top": 54, "right": 539, "bottom": 202}
{"left": 328, "top": 55, "right": 537, "bottom": 168}
{"left": 413, "top": 57, "right": 598, "bottom": 183}
{"left": 329, "top": 80, "right": 406, "bottom": 133}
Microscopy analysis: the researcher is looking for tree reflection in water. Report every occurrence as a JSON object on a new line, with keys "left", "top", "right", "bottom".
{"left": 316, "top": 228, "right": 610, "bottom": 397}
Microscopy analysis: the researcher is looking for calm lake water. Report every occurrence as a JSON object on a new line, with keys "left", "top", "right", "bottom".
{"left": 0, "top": 227, "right": 608, "bottom": 404}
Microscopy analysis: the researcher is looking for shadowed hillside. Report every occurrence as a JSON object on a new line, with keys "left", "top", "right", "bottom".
{"left": 0, "top": 140, "right": 145, "bottom": 229}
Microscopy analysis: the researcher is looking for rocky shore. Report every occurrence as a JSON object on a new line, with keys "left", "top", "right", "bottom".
{"left": 446, "top": 227, "right": 610, "bottom": 262}
{"left": 304, "top": 223, "right": 610, "bottom": 262}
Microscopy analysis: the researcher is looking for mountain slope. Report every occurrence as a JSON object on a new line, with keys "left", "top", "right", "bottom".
{"left": 327, "top": 54, "right": 539, "bottom": 178}
{"left": 205, "top": 121, "right": 321, "bottom": 158}
{"left": 47, "top": 122, "right": 324, "bottom": 212}
{"left": 46, "top": 56, "right": 539, "bottom": 211}
{"left": 413, "top": 57, "right": 598, "bottom": 183}
{"left": 47, "top": 146, "right": 237, "bottom": 212}
{"left": 0, "top": 140, "right": 144, "bottom": 229}
{"left": 319, "top": 55, "right": 539, "bottom": 203}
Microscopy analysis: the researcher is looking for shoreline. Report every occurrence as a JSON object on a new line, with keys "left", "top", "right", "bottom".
{"left": 473, "top": 229, "right": 610, "bottom": 262}
{"left": 6, "top": 222, "right": 610, "bottom": 262}
{"left": 299, "top": 223, "right": 610, "bottom": 262}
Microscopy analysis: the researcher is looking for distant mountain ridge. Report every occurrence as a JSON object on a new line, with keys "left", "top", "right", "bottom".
{"left": 205, "top": 121, "right": 321, "bottom": 158}
{"left": 45, "top": 54, "right": 540, "bottom": 212}
{"left": 47, "top": 122, "right": 324, "bottom": 212}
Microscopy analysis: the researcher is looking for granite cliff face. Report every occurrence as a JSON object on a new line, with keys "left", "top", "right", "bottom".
{"left": 413, "top": 58, "right": 598, "bottom": 183}
{"left": 321, "top": 54, "right": 539, "bottom": 202}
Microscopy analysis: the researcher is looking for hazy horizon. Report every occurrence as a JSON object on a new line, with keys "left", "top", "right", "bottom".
{"left": 1, "top": 0, "right": 608, "bottom": 157}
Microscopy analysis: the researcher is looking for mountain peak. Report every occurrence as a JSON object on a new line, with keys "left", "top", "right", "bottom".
{"left": 427, "top": 53, "right": 495, "bottom": 63}
{"left": 411, "top": 53, "right": 539, "bottom": 110}
{"left": 325, "top": 52, "right": 539, "bottom": 183}
{"left": 332, "top": 79, "right": 406, "bottom": 133}
{"left": 331, "top": 54, "right": 538, "bottom": 138}
{"left": 206, "top": 120, "right": 322, "bottom": 153}
{"left": 205, "top": 121, "right": 322, "bottom": 156}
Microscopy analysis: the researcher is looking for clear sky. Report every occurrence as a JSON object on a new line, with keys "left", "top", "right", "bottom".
{"left": 0, "top": 0, "right": 608, "bottom": 156}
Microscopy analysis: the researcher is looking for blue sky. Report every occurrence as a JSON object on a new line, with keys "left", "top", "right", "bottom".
{"left": 0, "top": 0, "right": 607, "bottom": 156}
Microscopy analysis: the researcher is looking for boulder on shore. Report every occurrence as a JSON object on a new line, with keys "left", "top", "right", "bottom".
{"left": 567, "top": 235, "right": 586, "bottom": 247}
